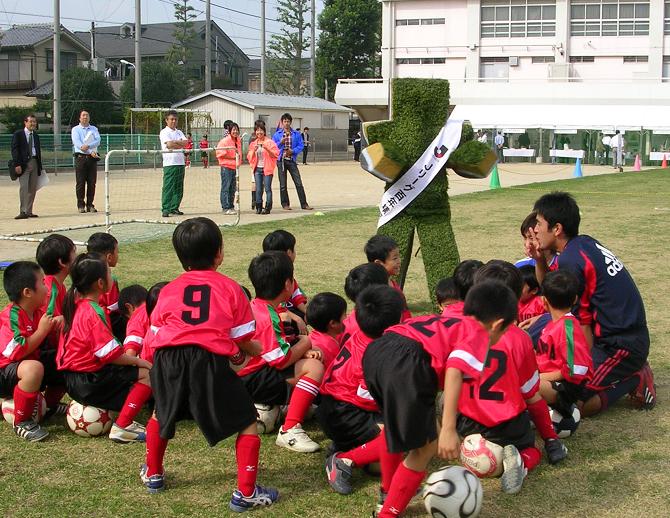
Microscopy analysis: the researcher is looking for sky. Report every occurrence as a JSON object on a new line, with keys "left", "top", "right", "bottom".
{"left": 0, "top": 0, "right": 324, "bottom": 59}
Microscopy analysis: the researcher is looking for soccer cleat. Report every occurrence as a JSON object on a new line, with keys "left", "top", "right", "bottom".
{"left": 229, "top": 484, "right": 279, "bottom": 513}
{"left": 140, "top": 464, "right": 165, "bottom": 493}
{"left": 501, "top": 445, "right": 527, "bottom": 494}
{"left": 544, "top": 438, "right": 568, "bottom": 465}
{"left": 14, "top": 419, "right": 49, "bottom": 442}
{"left": 275, "top": 423, "right": 321, "bottom": 453}
{"left": 325, "top": 453, "right": 353, "bottom": 494}
{"left": 43, "top": 402, "right": 69, "bottom": 420}
{"left": 109, "top": 421, "right": 146, "bottom": 443}
{"left": 630, "top": 362, "right": 657, "bottom": 410}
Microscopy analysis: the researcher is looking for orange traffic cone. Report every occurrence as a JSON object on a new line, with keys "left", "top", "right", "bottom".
{"left": 663, "top": 155, "right": 668, "bottom": 168}
{"left": 633, "top": 154, "right": 641, "bottom": 171}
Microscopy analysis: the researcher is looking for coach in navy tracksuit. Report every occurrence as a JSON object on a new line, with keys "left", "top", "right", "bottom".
{"left": 273, "top": 113, "right": 312, "bottom": 211}
{"left": 532, "top": 192, "right": 655, "bottom": 416}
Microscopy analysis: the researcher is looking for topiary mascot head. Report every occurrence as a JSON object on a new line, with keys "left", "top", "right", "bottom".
{"left": 360, "top": 78, "right": 496, "bottom": 308}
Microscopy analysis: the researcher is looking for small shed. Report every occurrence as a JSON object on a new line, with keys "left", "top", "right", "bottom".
{"left": 172, "top": 89, "right": 352, "bottom": 151}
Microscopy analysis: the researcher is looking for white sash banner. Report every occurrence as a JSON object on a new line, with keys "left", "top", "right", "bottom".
{"left": 377, "top": 118, "right": 463, "bottom": 228}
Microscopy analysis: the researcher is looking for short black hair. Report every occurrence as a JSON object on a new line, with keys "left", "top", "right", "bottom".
{"left": 435, "top": 277, "right": 458, "bottom": 305}
{"left": 224, "top": 120, "right": 234, "bottom": 130}
{"left": 87, "top": 232, "right": 118, "bottom": 255}
{"left": 172, "top": 217, "right": 222, "bottom": 271}
{"left": 3, "top": 261, "right": 41, "bottom": 303}
{"left": 262, "top": 229, "right": 296, "bottom": 253}
{"left": 281, "top": 113, "right": 292, "bottom": 122}
{"left": 344, "top": 263, "right": 388, "bottom": 302}
{"left": 355, "top": 285, "right": 403, "bottom": 338}
{"left": 306, "top": 292, "right": 347, "bottom": 332}
{"left": 453, "top": 259, "right": 484, "bottom": 300}
{"left": 118, "top": 284, "right": 149, "bottom": 317}
{"left": 146, "top": 281, "right": 169, "bottom": 318}
{"left": 165, "top": 110, "right": 178, "bottom": 119}
{"left": 520, "top": 211, "right": 538, "bottom": 237}
{"left": 519, "top": 265, "right": 540, "bottom": 294}
{"left": 474, "top": 260, "right": 523, "bottom": 300}
{"left": 254, "top": 120, "right": 267, "bottom": 134}
{"left": 463, "top": 280, "right": 518, "bottom": 328}
{"left": 542, "top": 270, "right": 579, "bottom": 310}
{"left": 364, "top": 235, "right": 398, "bottom": 262}
{"left": 533, "top": 191, "right": 581, "bottom": 239}
{"left": 36, "top": 234, "right": 76, "bottom": 275}
{"left": 23, "top": 114, "right": 36, "bottom": 122}
{"left": 248, "top": 251, "right": 294, "bottom": 300}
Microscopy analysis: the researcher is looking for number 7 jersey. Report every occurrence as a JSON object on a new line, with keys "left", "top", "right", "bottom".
{"left": 150, "top": 270, "right": 256, "bottom": 356}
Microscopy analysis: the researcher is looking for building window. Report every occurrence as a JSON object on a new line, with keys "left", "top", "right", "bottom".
{"left": 322, "top": 113, "right": 336, "bottom": 129}
{"left": 480, "top": 57, "right": 509, "bottom": 81}
{"left": 46, "top": 50, "right": 77, "bottom": 72}
{"left": 531, "top": 56, "right": 556, "bottom": 63}
{"left": 397, "top": 18, "right": 445, "bottom": 26}
{"left": 396, "top": 57, "right": 447, "bottom": 65}
{"left": 665, "top": 2, "right": 670, "bottom": 34}
{"left": 622, "top": 55, "right": 648, "bottom": 62}
{"left": 664, "top": 56, "right": 670, "bottom": 81}
{"left": 569, "top": 56, "right": 595, "bottom": 63}
{"left": 570, "top": 0, "right": 649, "bottom": 36}
{"left": 481, "top": 0, "right": 556, "bottom": 38}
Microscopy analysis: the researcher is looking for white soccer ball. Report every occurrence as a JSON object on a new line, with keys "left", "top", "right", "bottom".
{"left": 423, "top": 465, "right": 483, "bottom": 518}
{"left": 66, "top": 401, "right": 116, "bottom": 437}
{"left": 2, "top": 392, "right": 47, "bottom": 424}
{"left": 459, "top": 434, "right": 504, "bottom": 478}
{"left": 550, "top": 404, "right": 581, "bottom": 438}
{"left": 255, "top": 403, "right": 280, "bottom": 434}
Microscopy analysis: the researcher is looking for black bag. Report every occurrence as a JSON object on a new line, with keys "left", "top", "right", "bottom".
{"left": 8, "top": 159, "right": 18, "bottom": 181}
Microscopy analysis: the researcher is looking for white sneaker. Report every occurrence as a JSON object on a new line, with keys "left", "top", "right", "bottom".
{"left": 109, "top": 421, "right": 146, "bottom": 443}
{"left": 275, "top": 423, "right": 320, "bottom": 453}
{"left": 500, "top": 445, "right": 527, "bottom": 494}
{"left": 224, "top": 209, "right": 237, "bottom": 215}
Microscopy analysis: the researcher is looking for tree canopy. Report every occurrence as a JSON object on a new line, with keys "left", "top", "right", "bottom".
{"left": 58, "top": 67, "right": 120, "bottom": 127}
{"left": 120, "top": 60, "right": 189, "bottom": 107}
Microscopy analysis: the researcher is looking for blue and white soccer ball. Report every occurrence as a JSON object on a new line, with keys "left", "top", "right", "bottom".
{"left": 423, "top": 465, "right": 483, "bottom": 518}
{"left": 549, "top": 404, "right": 581, "bottom": 438}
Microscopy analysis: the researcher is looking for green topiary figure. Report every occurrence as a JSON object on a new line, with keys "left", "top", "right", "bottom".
{"left": 360, "top": 78, "right": 496, "bottom": 307}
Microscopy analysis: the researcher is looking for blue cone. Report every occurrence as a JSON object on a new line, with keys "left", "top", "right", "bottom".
{"left": 573, "top": 158, "right": 583, "bottom": 178}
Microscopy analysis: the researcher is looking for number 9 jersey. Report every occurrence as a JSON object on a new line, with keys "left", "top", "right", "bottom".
{"left": 150, "top": 270, "right": 256, "bottom": 356}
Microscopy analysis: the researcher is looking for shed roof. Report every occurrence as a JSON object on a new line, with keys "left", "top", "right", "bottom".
{"left": 0, "top": 23, "right": 89, "bottom": 52}
{"left": 173, "top": 89, "right": 351, "bottom": 112}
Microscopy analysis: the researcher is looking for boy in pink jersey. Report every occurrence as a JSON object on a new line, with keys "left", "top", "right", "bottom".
{"left": 319, "top": 286, "right": 404, "bottom": 496}
{"left": 363, "top": 281, "right": 517, "bottom": 517}
{"left": 517, "top": 265, "right": 545, "bottom": 322}
{"left": 364, "top": 235, "right": 411, "bottom": 321}
{"left": 146, "top": 218, "right": 278, "bottom": 511}
{"left": 0, "top": 261, "right": 58, "bottom": 442}
{"left": 342, "top": 263, "right": 389, "bottom": 341}
{"left": 239, "top": 251, "right": 324, "bottom": 454}
{"left": 440, "top": 259, "right": 483, "bottom": 319}
{"left": 305, "top": 292, "right": 347, "bottom": 369}
{"left": 118, "top": 285, "right": 149, "bottom": 356}
{"left": 435, "top": 277, "right": 458, "bottom": 313}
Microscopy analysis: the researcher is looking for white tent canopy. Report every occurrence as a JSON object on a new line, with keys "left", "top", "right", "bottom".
{"left": 450, "top": 104, "right": 670, "bottom": 132}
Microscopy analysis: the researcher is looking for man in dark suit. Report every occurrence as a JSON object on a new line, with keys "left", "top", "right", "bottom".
{"left": 10, "top": 114, "right": 43, "bottom": 219}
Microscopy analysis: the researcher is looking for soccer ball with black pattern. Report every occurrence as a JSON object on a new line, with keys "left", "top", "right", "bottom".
{"left": 1, "top": 393, "right": 47, "bottom": 424}
{"left": 459, "top": 434, "right": 504, "bottom": 478}
{"left": 423, "top": 465, "right": 483, "bottom": 518}
{"left": 549, "top": 404, "right": 581, "bottom": 438}
{"left": 66, "top": 401, "right": 116, "bottom": 437}
{"left": 255, "top": 403, "right": 280, "bottom": 434}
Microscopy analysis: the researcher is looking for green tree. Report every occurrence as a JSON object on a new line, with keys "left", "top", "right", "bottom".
{"left": 316, "top": 0, "right": 381, "bottom": 99}
{"left": 266, "top": 0, "right": 311, "bottom": 95}
{"left": 167, "top": 0, "right": 197, "bottom": 81}
{"left": 57, "top": 67, "right": 120, "bottom": 126}
{"left": 120, "top": 61, "right": 189, "bottom": 107}
{"left": 0, "top": 104, "right": 37, "bottom": 133}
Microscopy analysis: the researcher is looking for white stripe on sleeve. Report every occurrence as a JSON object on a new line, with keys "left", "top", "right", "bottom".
{"left": 448, "top": 349, "right": 484, "bottom": 372}
{"left": 231, "top": 320, "right": 256, "bottom": 339}
{"left": 123, "top": 335, "right": 144, "bottom": 346}
{"left": 356, "top": 385, "right": 374, "bottom": 400}
{"left": 521, "top": 370, "right": 540, "bottom": 394}
{"left": 94, "top": 338, "right": 121, "bottom": 358}
{"left": 573, "top": 365, "right": 588, "bottom": 375}
{"left": 2, "top": 338, "right": 19, "bottom": 358}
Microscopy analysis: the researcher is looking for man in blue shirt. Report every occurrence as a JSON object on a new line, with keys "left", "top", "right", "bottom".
{"left": 272, "top": 113, "right": 312, "bottom": 210}
{"left": 71, "top": 110, "right": 101, "bottom": 213}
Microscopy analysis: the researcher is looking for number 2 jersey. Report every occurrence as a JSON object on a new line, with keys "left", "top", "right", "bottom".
{"left": 458, "top": 325, "right": 540, "bottom": 428}
{"left": 150, "top": 270, "right": 256, "bottom": 357}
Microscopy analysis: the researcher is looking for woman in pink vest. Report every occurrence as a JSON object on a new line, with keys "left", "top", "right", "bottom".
{"left": 216, "top": 123, "right": 242, "bottom": 215}
{"left": 247, "top": 120, "right": 279, "bottom": 215}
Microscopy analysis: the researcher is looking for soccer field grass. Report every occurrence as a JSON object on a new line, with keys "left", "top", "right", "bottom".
{"left": 0, "top": 170, "right": 668, "bottom": 517}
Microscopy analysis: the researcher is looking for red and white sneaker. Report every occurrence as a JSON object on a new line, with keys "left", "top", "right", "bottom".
{"left": 630, "top": 362, "right": 656, "bottom": 410}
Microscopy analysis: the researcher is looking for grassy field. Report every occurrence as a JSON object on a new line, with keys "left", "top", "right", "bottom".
{"left": 0, "top": 170, "right": 668, "bottom": 517}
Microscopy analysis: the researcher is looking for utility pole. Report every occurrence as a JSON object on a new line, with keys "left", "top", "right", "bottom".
{"left": 90, "top": 21, "right": 95, "bottom": 60}
{"left": 53, "top": 0, "right": 61, "bottom": 148}
{"left": 134, "top": 0, "right": 142, "bottom": 107}
{"left": 260, "top": 0, "right": 266, "bottom": 93}
{"left": 310, "top": 0, "right": 315, "bottom": 96}
{"left": 205, "top": 0, "right": 211, "bottom": 91}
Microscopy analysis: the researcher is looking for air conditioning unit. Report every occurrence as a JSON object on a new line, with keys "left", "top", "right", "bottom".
{"left": 509, "top": 56, "right": 519, "bottom": 66}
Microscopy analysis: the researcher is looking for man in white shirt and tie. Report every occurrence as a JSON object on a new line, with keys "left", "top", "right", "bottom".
{"left": 10, "top": 114, "right": 43, "bottom": 219}
{"left": 71, "top": 110, "right": 101, "bottom": 213}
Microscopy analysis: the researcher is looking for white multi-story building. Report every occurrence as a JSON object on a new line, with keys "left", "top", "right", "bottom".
{"left": 336, "top": 0, "right": 670, "bottom": 134}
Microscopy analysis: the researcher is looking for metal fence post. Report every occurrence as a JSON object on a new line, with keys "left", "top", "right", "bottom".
{"left": 330, "top": 140, "right": 333, "bottom": 162}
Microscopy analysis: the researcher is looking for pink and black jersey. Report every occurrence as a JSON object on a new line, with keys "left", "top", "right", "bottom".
{"left": 458, "top": 325, "right": 539, "bottom": 428}
{"left": 286, "top": 279, "right": 307, "bottom": 309}
{"left": 57, "top": 299, "right": 122, "bottom": 372}
{"left": 320, "top": 330, "right": 377, "bottom": 412}
{"left": 441, "top": 301, "right": 464, "bottom": 319}
{"left": 140, "top": 324, "right": 158, "bottom": 363}
{"left": 518, "top": 295, "right": 545, "bottom": 323}
{"left": 390, "top": 279, "right": 412, "bottom": 322}
{"left": 386, "top": 315, "right": 490, "bottom": 386}
{"left": 0, "top": 304, "right": 44, "bottom": 368}
{"left": 537, "top": 313, "right": 592, "bottom": 383}
{"left": 557, "top": 235, "right": 648, "bottom": 353}
{"left": 237, "top": 298, "right": 292, "bottom": 377}
{"left": 151, "top": 270, "right": 255, "bottom": 357}
{"left": 340, "top": 310, "right": 359, "bottom": 344}
{"left": 99, "top": 276, "right": 120, "bottom": 313}
{"left": 123, "top": 304, "right": 149, "bottom": 353}
{"left": 308, "top": 329, "right": 341, "bottom": 369}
